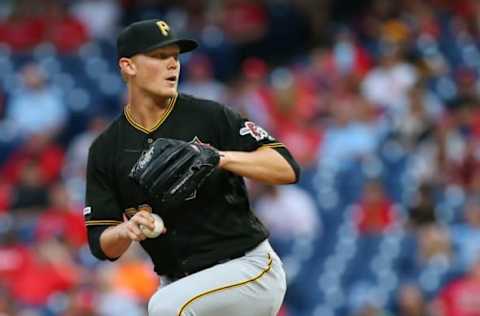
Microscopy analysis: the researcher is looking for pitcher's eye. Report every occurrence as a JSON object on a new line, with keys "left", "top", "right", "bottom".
{"left": 156, "top": 53, "right": 178, "bottom": 60}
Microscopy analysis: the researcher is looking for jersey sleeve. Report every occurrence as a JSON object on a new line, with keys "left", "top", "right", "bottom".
{"left": 84, "top": 139, "right": 123, "bottom": 260}
{"left": 217, "top": 105, "right": 301, "bottom": 182}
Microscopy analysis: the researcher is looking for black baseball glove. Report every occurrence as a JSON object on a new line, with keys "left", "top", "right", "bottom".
{"left": 129, "top": 138, "right": 220, "bottom": 206}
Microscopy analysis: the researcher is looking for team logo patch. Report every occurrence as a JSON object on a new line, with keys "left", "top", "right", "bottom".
{"left": 83, "top": 207, "right": 92, "bottom": 216}
{"left": 239, "top": 121, "right": 273, "bottom": 141}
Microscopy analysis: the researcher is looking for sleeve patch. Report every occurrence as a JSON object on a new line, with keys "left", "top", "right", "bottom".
{"left": 83, "top": 207, "right": 92, "bottom": 216}
{"left": 239, "top": 121, "right": 274, "bottom": 141}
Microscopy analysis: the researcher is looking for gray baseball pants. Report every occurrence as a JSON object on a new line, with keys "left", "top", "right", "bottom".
{"left": 148, "top": 240, "right": 286, "bottom": 316}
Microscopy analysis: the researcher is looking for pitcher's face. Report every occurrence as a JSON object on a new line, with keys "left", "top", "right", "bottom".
{"left": 126, "top": 44, "right": 181, "bottom": 98}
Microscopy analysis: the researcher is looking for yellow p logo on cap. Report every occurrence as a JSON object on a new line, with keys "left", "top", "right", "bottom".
{"left": 156, "top": 21, "right": 170, "bottom": 36}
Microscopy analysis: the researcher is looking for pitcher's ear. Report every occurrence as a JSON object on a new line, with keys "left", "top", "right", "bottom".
{"left": 119, "top": 57, "right": 136, "bottom": 76}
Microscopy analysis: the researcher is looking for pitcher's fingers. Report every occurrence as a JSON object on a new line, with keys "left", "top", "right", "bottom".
{"left": 127, "top": 230, "right": 145, "bottom": 241}
{"left": 132, "top": 211, "right": 155, "bottom": 230}
{"left": 126, "top": 220, "right": 145, "bottom": 240}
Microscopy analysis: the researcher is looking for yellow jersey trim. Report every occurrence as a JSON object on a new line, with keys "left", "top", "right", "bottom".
{"left": 85, "top": 220, "right": 123, "bottom": 226}
{"left": 261, "top": 142, "right": 285, "bottom": 149}
{"left": 177, "top": 253, "right": 273, "bottom": 316}
{"left": 124, "top": 94, "right": 177, "bottom": 134}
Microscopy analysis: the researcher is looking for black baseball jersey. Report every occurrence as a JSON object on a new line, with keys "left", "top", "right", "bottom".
{"left": 84, "top": 93, "right": 300, "bottom": 277}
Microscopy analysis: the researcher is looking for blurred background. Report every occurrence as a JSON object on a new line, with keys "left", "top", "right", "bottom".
{"left": 2, "top": 0, "right": 480, "bottom": 315}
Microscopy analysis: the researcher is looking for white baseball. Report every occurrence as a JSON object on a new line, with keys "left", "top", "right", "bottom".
{"left": 140, "top": 213, "right": 165, "bottom": 238}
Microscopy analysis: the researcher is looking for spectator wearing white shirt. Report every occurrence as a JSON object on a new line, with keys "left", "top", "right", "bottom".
{"left": 4, "top": 63, "right": 67, "bottom": 139}
{"left": 361, "top": 43, "right": 417, "bottom": 127}
{"left": 254, "top": 184, "right": 320, "bottom": 242}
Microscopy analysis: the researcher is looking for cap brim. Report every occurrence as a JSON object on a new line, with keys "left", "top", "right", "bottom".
{"left": 142, "top": 38, "right": 198, "bottom": 55}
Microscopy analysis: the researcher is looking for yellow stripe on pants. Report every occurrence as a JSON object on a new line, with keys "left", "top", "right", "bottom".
{"left": 177, "top": 253, "right": 273, "bottom": 316}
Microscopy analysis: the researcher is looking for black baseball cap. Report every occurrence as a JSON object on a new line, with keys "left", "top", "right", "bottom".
{"left": 117, "top": 19, "right": 198, "bottom": 59}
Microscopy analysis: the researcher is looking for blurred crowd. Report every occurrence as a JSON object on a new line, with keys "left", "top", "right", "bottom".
{"left": 2, "top": 0, "right": 480, "bottom": 315}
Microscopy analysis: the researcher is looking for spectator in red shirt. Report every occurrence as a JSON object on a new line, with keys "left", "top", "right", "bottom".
{"left": 42, "top": 0, "right": 89, "bottom": 53}
{"left": 1, "top": 133, "right": 65, "bottom": 186}
{"left": 354, "top": 179, "right": 396, "bottom": 234}
{"left": 10, "top": 238, "right": 80, "bottom": 306}
{"left": 0, "top": 230, "right": 33, "bottom": 294}
{"left": 269, "top": 68, "right": 322, "bottom": 166}
{"left": 0, "top": 2, "right": 46, "bottom": 52}
{"left": 36, "top": 182, "right": 87, "bottom": 249}
{"left": 221, "top": 0, "right": 268, "bottom": 45}
{"left": 231, "top": 57, "right": 277, "bottom": 133}
{"left": 434, "top": 258, "right": 480, "bottom": 316}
